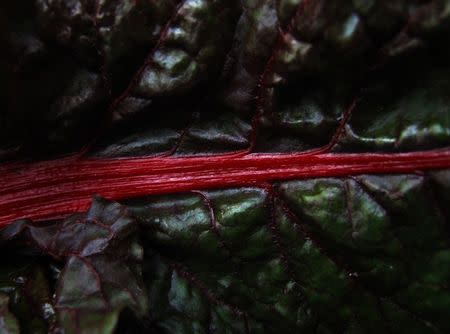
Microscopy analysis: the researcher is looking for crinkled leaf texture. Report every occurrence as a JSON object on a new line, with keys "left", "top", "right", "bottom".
{"left": 1, "top": 0, "right": 450, "bottom": 333}
{"left": 1, "top": 173, "right": 450, "bottom": 333}
{"left": 0, "top": 197, "right": 147, "bottom": 334}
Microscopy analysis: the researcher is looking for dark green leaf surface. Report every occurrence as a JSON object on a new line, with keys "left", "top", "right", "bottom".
{"left": 126, "top": 172, "right": 450, "bottom": 333}
{"left": 2, "top": 0, "right": 450, "bottom": 159}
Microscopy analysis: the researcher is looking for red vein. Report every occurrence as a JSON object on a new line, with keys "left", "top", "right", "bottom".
{"left": 0, "top": 149, "right": 449, "bottom": 226}
{"left": 108, "top": 0, "right": 186, "bottom": 115}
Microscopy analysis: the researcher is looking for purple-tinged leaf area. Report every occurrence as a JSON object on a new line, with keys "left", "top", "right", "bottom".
{"left": 0, "top": 197, "right": 147, "bottom": 334}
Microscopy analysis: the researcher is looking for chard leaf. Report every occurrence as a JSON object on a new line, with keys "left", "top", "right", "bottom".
{"left": 1, "top": 1, "right": 450, "bottom": 333}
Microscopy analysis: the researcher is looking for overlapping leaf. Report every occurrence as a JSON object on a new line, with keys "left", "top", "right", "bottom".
{"left": 0, "top": 196, "right": 147, "bottom": 334}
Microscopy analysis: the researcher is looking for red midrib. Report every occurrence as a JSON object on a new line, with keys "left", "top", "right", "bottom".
{"left": 1, "top": 149, "right": 450, "bottom": 226}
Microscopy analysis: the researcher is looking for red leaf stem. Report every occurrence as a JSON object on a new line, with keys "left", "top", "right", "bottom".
{"left": 1, "top": 149, "right": 449, "bottom": 226}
